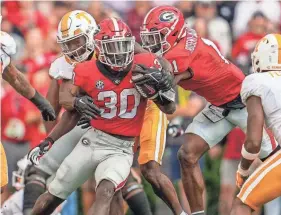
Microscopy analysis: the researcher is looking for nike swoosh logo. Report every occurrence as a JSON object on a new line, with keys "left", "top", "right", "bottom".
{"left": 79, "top": 99, "right": 86, "bottom": 104}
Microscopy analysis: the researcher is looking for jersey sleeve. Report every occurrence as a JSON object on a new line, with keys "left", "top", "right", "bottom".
{"left": 240, "top": 75, "right": 264, "bottom": 104}
{"left": 49, "top": 56, "right": 74, "bottom": 80}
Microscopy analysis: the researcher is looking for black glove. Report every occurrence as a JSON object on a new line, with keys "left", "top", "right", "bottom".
{"left": 27, "top": 137, "right": 54, "bottom": 165}
{"left": 77, "top": 115, "right": 91, "bottom": 129}
{"left": 74, "top": 95, "right": 102, "bottom": 119}
{"left": 132, "top": 64, "right": 173, "bottom": 92}
{"left": 30, "top": 90, "right": 56, "bottom": 121}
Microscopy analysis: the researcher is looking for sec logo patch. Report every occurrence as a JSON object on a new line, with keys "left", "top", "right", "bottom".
{"left": 159, "top": 11, "right": 177, "bottom": 22}
{"left": 96, "top": 80, "right": 104, "bottom": 90}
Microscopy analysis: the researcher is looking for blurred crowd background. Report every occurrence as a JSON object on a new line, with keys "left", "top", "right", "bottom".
{"left": 1, "top": 1, "right": 281, "bottom": 215}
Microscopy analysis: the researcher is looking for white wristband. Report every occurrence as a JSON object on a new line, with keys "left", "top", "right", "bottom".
{"left": 241, "top": 144, "right": 260, "bottom": 160}
{"left": 238, "top": 163, "right": 250, "bottom": 177}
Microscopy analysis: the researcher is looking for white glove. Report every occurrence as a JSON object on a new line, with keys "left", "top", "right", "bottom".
{"left": 0, "top": 31, "right": 17, "bottom": 73}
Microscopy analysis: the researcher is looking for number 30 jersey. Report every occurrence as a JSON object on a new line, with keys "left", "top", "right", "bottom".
{"left": 164, "top": 29, "right": 245, "bottom": 106}
{"left": 73, "top": 53, "right": 158, "bottom": 137}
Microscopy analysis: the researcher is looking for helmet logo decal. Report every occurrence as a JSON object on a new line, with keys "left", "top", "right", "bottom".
{"left": 159, "top": 11, "right": 176, "bottom": 22}
{"left": 76, "top": 12, "right": 91, "bottom": 24}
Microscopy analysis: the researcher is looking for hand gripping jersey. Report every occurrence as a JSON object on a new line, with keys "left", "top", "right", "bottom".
{"left": 73, "top": 53, "right": 160, "bottom": 137}
{"left": 164, "top": 29, "right": 245, "bottom": 106}
{"left": 241, "top": 72, "right": 281, "bottom": 144}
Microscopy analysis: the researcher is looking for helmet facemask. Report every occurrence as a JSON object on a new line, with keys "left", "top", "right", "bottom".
{"left": 140, "top": 27, "right": 171, "bottom": 56}
{"left": 95, "top": 36, "right": 135, "bottom": 68}
{"left": 58, "top": 34, "right": 94, "bottom": 62}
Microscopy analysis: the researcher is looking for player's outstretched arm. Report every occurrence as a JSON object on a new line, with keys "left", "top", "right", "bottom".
{"left": 2, "top": 63, "right": 56, "bottom": 121}
{"left": 236, "top": 96, "right": 264, "bottom": 188}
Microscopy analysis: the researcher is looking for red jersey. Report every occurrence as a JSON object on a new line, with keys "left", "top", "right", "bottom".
{"left": 164, "top": 29, "right": 245, "bottom": 106}
{"left": 73, "top": 53, "right": 159, "bottom": 137}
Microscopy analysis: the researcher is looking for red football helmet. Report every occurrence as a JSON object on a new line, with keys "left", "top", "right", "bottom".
{"left": 94, "top": 18, "right": 135, "bottom": 68}
{"left": 140, "top": 6, "right": 186, "bottom": 56}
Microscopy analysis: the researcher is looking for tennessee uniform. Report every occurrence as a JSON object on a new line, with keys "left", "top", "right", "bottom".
{"left": 235, "top": 34, "right": 281, "bottom": 211}
{"left": 1, "top": 143, "right": 8, "bottom": 188}
{"left": 139, "top": 100, "right": 168, "bottom": 165}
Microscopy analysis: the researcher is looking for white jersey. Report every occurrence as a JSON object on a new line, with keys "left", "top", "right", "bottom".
{"left": 1, "top": 189, "right": 66, "bottom": 215}
{"left": 49, "top": 55, "right": 75, "bottom": 80}
{"left": 241, "top": 71, "right": 281, "bottom": 144}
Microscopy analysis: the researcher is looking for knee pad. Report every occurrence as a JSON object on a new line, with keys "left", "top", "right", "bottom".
{"left": 122, "top": 173, "right": 143, "bottom": 199}
{"left": 23, "top": 165, "right": 51, "bottom": 211}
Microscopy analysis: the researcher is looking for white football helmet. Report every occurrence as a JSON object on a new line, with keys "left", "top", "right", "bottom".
{"left": 252, "top": 34, "right": 281, "bottom": 73}
{"left": 12, "top": 155, "right": 30, "bottom": 190}
{"left": 57, "top": 10, "right": 99, "bottom": 62}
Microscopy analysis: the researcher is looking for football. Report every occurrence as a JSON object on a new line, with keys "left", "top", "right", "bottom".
{"left": 134, "top": 82, "right": 159, "bottom": 99}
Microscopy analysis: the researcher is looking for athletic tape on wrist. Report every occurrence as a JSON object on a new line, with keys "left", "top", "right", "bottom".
{"left": 238, "top": 163, "right": 250, "bottom": 177}
{"left": 241, "top": 144, "right": 260, "bottom": 160}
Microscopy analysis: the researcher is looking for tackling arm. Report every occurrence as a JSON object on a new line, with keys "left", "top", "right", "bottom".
{"left": 2, "top": 63, "right": 56, "bottom": 121}
{"left": 240, "top": 96, "right": 264, "bottom": 171}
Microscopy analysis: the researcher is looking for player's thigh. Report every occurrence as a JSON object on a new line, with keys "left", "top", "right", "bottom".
{"left": 186, "top": 105, "right": 233, "bottom": 148}
{"left": 139, "top": 105, "right": 168, "bottom": 165}
{"left": 237, "top": 150, "right": 281, "bottom": 211}
{"left": 95, "top": 152, "right": 133, "bottom": 191}
{"left": 227, "top": 108, "right": 273, "bottom": 159}
{"left": 48, "top": 130, "right": 96, "bottom": 199}
{"left": 38, "top": 126, "right": 88, "bottom": 175}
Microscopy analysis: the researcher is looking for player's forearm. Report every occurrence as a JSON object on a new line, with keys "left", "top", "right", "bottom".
{"left": 59, "top": 80, "right": 78, "bottom": 111}
{"left": 2, "top": 64, "right": 35, "bottom": 99}
{"left": 48, "top": 111, "right": 80, "bottom": 142}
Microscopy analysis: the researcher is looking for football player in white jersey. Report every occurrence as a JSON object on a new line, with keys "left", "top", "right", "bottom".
{"left": 231, "top": 34, "right": 281, "bottom": 214}
{"left": 23, "top": 10, "right": 152, "bottom": 215}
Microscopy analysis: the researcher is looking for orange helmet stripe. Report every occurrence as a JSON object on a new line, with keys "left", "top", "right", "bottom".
{"left": 61, "top": 12, "right": 72, "bottom": 36}
{"left": 274, "top": 34, "right": 281, "bottom": 64}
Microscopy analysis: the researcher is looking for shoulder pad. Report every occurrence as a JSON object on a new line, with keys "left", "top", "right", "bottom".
{"left": 49, "top": 56, "right": 74, "bottom": 80}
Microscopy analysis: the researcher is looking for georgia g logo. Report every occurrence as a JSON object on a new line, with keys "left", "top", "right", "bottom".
{"left": 159, "top": 11, "right": 177, "bottom": 22}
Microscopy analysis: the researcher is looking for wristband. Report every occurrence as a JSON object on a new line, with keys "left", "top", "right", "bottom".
{"left": 238, "top": 163, "right": 250, "bottom": 177}
{"left": 241, "top": 144, "right": 260, "bottom": 160}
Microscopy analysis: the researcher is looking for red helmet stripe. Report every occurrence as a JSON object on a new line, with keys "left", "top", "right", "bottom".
{"left": 143, "top": 6, "right": 161, "bottom": 25}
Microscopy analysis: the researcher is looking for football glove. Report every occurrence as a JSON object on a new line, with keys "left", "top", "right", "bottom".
{"left": 74, "top": 95, "right": 102, "bottom": 119}
{"left": 236, "top": 163, "right": 250, "bottom": 189}
{"left": 132, "top": 64, "right": 173, "bottom": 92}
{"left": 77, "top": 115, "right": 92, "bottom": 129}
{"left": 28, "top": 137, "right": 54, "bottom": 165}
{"left": 30, "top": 90, "right": 56, "bottom": 121}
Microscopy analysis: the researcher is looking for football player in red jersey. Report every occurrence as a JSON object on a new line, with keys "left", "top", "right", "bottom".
{"left": 24, "top": 11, "right": 153, "bottom": 215}
{"left": 31, "top": 18, "right": 176, "bottom": 215}
{"left": 139, "top": 6, "right": 277, "bottom": 215}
